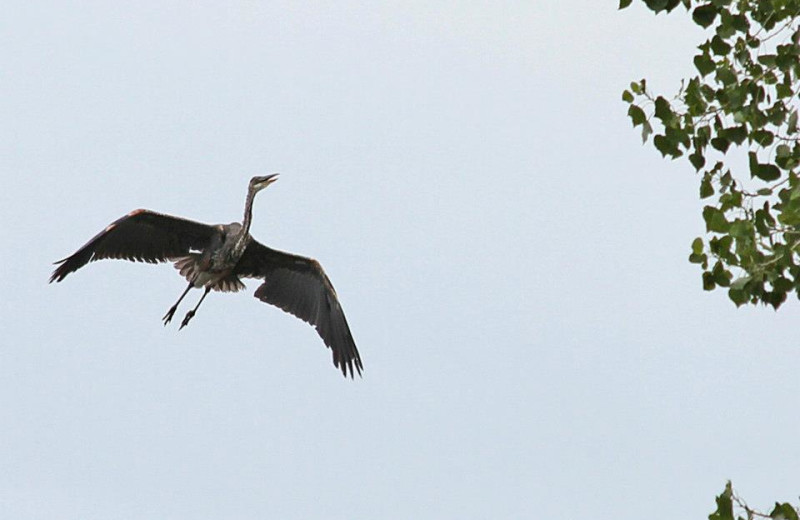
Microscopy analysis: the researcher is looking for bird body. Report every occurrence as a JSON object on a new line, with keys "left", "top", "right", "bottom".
{"left": 50, "top": 175, "right": 363, "bottom": 378}
{"left": 173, "top": 223, "right": 248, "bottom": 291}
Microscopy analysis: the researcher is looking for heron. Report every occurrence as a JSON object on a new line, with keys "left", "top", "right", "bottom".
{"left": 50, "top": 174, "right": 363, "bottom": 378}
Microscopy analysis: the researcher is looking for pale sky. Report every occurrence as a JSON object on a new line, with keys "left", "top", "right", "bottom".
{"left": 2, "top": 2, "right": 798, "bottom": 519}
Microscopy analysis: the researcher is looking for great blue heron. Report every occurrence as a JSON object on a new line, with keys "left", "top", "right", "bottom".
{"left": 50, "top": 174, "right": 363, "bottom": 378}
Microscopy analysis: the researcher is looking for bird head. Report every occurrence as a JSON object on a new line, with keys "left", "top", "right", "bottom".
{"left": 250, "top": 173, "right": 280, "bottom": 192}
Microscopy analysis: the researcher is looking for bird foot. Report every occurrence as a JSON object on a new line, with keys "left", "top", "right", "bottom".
{"left": 163, "top": 306, "right": 177, "bottom": 325}
{"left": 179, "top": 310, "right": 195, "bottom": 330}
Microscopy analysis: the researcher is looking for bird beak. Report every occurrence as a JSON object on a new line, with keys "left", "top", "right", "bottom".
{"left": 259, "top": 173, "right": 279, "bottom": 187}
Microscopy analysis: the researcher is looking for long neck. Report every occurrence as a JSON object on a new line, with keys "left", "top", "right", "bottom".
{"left": 241, "top": 186, "right": 258, "bottom": 236}
{"left": 230, "top": 186, "right": 258, "bottom": 259}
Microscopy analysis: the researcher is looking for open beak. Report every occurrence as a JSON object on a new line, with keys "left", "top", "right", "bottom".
{"left": 258, "top": 173, "right": 280, "bottom": 188}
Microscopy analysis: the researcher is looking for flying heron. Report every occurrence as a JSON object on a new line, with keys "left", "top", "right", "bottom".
{"left": 50, "top": 174, "right": 363, "bottom": 378}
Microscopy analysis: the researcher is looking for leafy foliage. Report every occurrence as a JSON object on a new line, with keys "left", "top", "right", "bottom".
{"left": 707, "top": 481, "right": 799, "bottom": 520}
{"left": 621, "top": 0, "right": 800, "bottom": 308}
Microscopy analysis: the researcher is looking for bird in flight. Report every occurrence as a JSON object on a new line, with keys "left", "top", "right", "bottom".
{"left": 50, "top": 174, "right": 363, "bottom": 378}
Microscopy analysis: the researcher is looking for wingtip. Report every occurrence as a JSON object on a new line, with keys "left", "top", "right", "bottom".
{"left": 49, "top": 267, "right": 64, "bottom": 284}
{"left": 337, "top": 355, "right": 364, "bottom": 379}
{"left": 49, "top": 258, "right": 69, "bottom": 283}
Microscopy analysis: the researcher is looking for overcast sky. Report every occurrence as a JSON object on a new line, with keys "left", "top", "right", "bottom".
{"left": 2, "top": 2, "right": 798, "bottom": 519}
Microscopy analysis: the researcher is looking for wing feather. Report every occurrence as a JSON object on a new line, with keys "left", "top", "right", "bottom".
{"left": 236, "top": 239, "right": 363, "bottom": 378}
{"left": 50, "top": 209, "right": 217, "bottom": 283}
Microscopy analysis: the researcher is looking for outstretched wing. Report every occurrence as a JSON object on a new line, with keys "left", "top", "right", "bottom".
{"left": 236, "top": 239, "right": 363, "bottom": 378}
{"left": 50, "top": 209, "right": 217, "bottom": 283}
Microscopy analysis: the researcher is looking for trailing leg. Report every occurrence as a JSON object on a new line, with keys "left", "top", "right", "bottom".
{"left": 180, "top": 286, "right": 211, "bottom": 330}
{"left": 163, "top": 281, "right": 194, "bottom": 325}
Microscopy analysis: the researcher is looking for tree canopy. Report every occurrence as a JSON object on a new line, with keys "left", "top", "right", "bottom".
{"left": 621, "top": 0, "right": 800, "bottom": 308}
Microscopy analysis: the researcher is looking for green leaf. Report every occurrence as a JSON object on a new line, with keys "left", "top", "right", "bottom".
{"left": 711, "top": 137, "right": 730, "bottom": 153}
{"left": 729, "top": 86, "right": 749, "bottom": 111}
{"left": 697, "top": 125, "right": 711, "bottom": 145}
{"left": 787, "top": 112, "right": 798, "bottom": 134}
{"left": 700, "top": 175, "right": 714, "bottom": 198}
{"left": 774, "top": 277, "right": 793, "bottom": 294}
{"left": 713, "top": 266, "right": 731, "bottom": 287}
{"left": 622, "top": 89, "right": 634, "bottom": 103}
{"left": 748, "top": 151, "right": 759, "bottom": 174}
{"left": 710, "top": 35, "right": 731, "bottom": 55}
{"left": 654, "top": 96, "right": 673, "bottom": 123}
{"left": 755, "top": 207, "right": 773, "bottom": 235}
{"left": 722, "top": 125, "right": 747, "bottom": 145}
{"left": 764, "top": 290, "right": 787, "bottom": 309}
{"left": 756, "top": 165, "right": 781, "bottom": 181}
{"left": 641, "top": 120, "right": 653, "bottom": 143}
{"left": 653, "top": 135, "right": 669, "bottom": 156}
{"left": 694, "top": 53, "right": 716, "bottom": 76}
{"left": 703, "top": 205, "right": 730, "bottom": 232}
{"left": 689, "top": 252, "right": 708, "bottom": 265}
{"left": 709, "top": 235, "right": 732, "bottom": 257}
{"left": 715, "top": 64, "right": 737, "bottom": 85}
{"left": 628, "top": 105, "right": 647, "bottom": 127}
{"left": 692, "top": 237, "right": 704, "bottom": 254}
{"left": 729, "top": 219, "right": 752, "bottom": 238}
{"left": 776, "top": 84, "right": 792, "bottom": 99}
{"left": 619, "top": 0, "right": 633, "bottom": 8}
{"left": 690, "top": 152, "right": 706, "bottom": 171}
{"left": 693, "top": 4, "right": 719, "bottom": 28}
{"left": 757, "top": 54, "right": 777, "bottom": 67}
{"left": 644, "top": 0, "right": 669, "bottom": 12}
{"left": 775, "top": 45, "right": 797, "bottom": 71}
{"left": 770, "top": 502, "right": 800, "bottom": 520}
{"left": 751, "top": 129, "right": 774, "bottom": 146}
{"left": 729, "top": 13, "right": 749, "bottom": 33}
{"left": 749, "top": 152, "right": 782, "bottom": 181}
{"left": 719, "top": 190, "right": 742, "bottom": 211}
{"left": 708, "top": 482, "right": 735, "bottom": 520}
{"left": 716, "top": 12, "right": 735, "bottom": 39}
{"left": 702, "top": 271, "right": 716, "bottom": 290}
{"left": 728, "top": 287, "right": 748, "bottom": 306}
{"left": 654, "top": 134, "right": 682, "bottom": 158}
